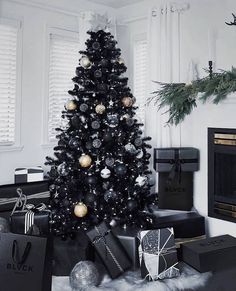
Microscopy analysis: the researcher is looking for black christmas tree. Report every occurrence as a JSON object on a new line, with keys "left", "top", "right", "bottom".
{"left": 46, "top": 30, "right": 153, "bottom": 239}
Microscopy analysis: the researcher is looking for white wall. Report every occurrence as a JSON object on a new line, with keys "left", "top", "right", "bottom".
{"left": 0, "top": 0, "right": 114, "bottom": 185}
{"left": 117, "top": 0, "right": 236, "bottom": 237}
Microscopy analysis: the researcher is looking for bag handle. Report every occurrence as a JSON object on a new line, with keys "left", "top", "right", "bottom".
{"left": 12, "top": 240, "right": 32, "bottom": 266}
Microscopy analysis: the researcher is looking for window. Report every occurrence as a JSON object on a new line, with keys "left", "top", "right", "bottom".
{"left": 0, "top": 22, "right": 18, "bottom": 145}
{"left": 133, "top": 38, "right": 148, "bottom": 125}
{"left": 47, "top": 31, "right": 79, "bottom": 142}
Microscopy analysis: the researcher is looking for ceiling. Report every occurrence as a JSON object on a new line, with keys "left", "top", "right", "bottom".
{"left": 86, "top": 0, "right": 143, "bottom": 8}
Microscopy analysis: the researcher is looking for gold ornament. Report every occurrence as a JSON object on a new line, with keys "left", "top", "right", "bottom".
{"left": 74, "top": 202, "right": 88, "bottom": 217}
{"left": 95, "top": 104, "right": 106, "bottom": 114}
{"left": 117, "top": 57, "right": 125, "bottom": 65}
{"left": 66, "top": 100, "right": 77, "bottom": 111}
{"left": 122, "top": 97, "right": 133, "bottom": 107}
{"left": 79, "top": 154, "right": 92, "bottom": 168}
{"left": 80, "top": 56, "right": 92, "bottom": 69}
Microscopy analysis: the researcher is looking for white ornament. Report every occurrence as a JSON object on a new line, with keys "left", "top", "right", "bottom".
{"left": 101, "top": 168, "right": 111, "bottom": 179}
{"left": 135, "top": 175, "right": 147, "bottom": 187}
{"left": 80, "top": 56, "right": 92, "bottom": 69}
{"left": 136, "top": 150, "right": 144, "bottom": 159}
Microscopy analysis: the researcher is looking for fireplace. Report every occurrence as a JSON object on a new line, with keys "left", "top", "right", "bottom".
{"left": 208, "top": 128, "right": 236, "bottom": 223}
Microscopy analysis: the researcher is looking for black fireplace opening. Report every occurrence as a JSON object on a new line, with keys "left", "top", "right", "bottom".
{"left": 208, "top": 128, "right": 236, "bottom": 222}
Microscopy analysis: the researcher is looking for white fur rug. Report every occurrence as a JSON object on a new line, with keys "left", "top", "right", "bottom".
{"left": 52, "top": 263, "right": 211, "bottom": 291}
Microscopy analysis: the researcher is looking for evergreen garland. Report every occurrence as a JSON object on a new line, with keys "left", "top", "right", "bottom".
{"left": 149, "top": 67, "right": 236, "bottom": 125}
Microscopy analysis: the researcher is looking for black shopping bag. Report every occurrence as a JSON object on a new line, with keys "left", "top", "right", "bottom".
{"left": 0, "top": 233, "right": 52, "bottom": 291}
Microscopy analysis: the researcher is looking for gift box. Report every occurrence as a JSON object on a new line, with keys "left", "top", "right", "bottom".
{"left": 154, "top": 147, "right": 199, "bottom": 172}
{"left": 0, "top": 181, "right": 50, "bottom": 219}
{"left": 182, "top": 235, "right": 236, "bottom": 272}
{"left": 10, "top": 205, "right": 51, "bottom": 236}
{"left": 158, "top": 172, "right": 193, "bottom": 210}
{"left": 87, "top": 222, "right": 131, "bottom": 279}
{"left": 138, "top": 228, "right": 180, "bottom": 280}
{"left": 53, "top": 231, "right": 94, "bottom": 276}
{"left": 15, "top": 167, "right": 44, "bottom": 183}
{"left": 148, "top": 207, "right": 205, "bottom": 239}
{"left": 112, "top": 226, "right": 140, "bottom": 270}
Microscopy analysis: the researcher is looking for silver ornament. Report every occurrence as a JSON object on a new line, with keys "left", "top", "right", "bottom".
{"left": 136, "top": 150, "right": 144, "bottom": 159}
{"left": 104, "top": 189, "right": 117, "bottom": 202}
{"left": 100, "top": 167, "right": 111, "bottom": 179}
{"left": 80, "top": 56, "right": 92, "bottom": 69}
{"left": 69, "top": 261, "right": 99, "bottom": 290}
{"left": 106, "top": 114, "right": 119, "bottom": 128}
{"left": 135, "top": 175, "right": 147, "bottom": 187}
{"left": 57, "top": 163, "right": 68, "bottom": 176}
{"left": 93, "top": 138, "right": 102, "bottom": 148}
{"left": 125, "top": 143, "right": 136, "bottom": 155}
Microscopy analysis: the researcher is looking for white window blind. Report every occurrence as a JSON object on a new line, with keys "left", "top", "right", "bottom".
{"left": 0, "top": 23, "right": 18, "bottom": 145}
{"left": 48, "top": 34, "right": 79, "bottom": 141}
{"left": 133, "top": 39, "right": 148, "bottom": 124}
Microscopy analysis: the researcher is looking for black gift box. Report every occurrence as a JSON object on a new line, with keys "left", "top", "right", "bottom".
{"left": 0, "top": 181, "right": 50, "bottom": 218}
{"left": 53, "top": 231, "right": 93, "bottom": 276}
{"left": 158, "top": 172, "right": 193, "bottom": 210}
{"left": 138, "top": 228, "right": 179, "bottom": 280}
{"left": 182, "top": 235, "right": 236, "bottom": 272}
{"left": 87, "top": 222, "right": 131, "bottom": 279}
{"left": 154, "top": 147, "right": 199, "bottom": 172}
{"left": 11, "top": 209, "right": 51, "bottom": 236}
{"left": 148, "top": 207, "right": 205, "bottom": 239}
{"left": 0, "top": 232, "right": 52, "bottom": 291}
{"left": 112, "top": 226, "right": 140, "bottom": 270}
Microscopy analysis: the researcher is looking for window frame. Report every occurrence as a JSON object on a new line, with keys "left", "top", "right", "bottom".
{"left": 41, "top": 27, "right": 79, "bottom": 147}
{"left": 0, "top": 17, "right": 23, "bottom": 152}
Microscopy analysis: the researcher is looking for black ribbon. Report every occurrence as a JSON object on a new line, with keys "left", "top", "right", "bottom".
{"left": 92, "top": 228, "right": 111, "bottom": 258}
{"left": 157, "top": 149, "right": 197, "bottom": 184}
{"left": 12, "top": 240, "right": 32, "bottom": 266}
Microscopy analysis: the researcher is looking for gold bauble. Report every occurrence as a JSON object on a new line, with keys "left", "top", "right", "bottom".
{"left": 122, "top": 97, "right": 133, "bottom": 107}
{"left": 79, "top": 154, "right": 92, "bottom": 168}
{"left": 80, "top": 56, "right": 92, "bottom": 69}
{"left": 95, "top": 104, "right": 106, "bottom": 114}
{"left": 74, "top": 202, "right": 88, "bottom": 218}
{"left": 117, "top": 57, "right": 125, "bottom": 65}
{"left": 66, "top": 100, "right": 77, "bottom": 111}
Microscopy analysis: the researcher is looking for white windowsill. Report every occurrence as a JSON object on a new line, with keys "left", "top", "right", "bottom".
{"left": 0, "top": 145, "right": 24, "bottom": 153}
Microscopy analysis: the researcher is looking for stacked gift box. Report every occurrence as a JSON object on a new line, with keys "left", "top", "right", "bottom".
{"left": 154, "top": 147, "right": 199, "bottom": 211}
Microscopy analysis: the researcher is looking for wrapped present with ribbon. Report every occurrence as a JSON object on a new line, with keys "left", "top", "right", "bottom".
{"left": 0, "top": 180, "right": 50, "bottom": 219}
{"left": 138, "top": 228, "right": 180, "bottom": 280}
{"left": 87, "top": 222, "right": 131, "bottom": 279}
{"left": 10, "top": 189, "right": 51, "bottom": 236}
{"left": 154, "top": 147, "right": 199, "bottom": 178}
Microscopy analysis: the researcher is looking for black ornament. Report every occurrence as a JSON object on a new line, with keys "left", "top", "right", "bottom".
{"left": 127, "top": 199, "right": 138, "bottom": 211}
{"left": 92, "top": 41, "right": 100, "bottom": 50}
{"left": 84, "top": 193, "right": 96, "bottom": 205}
{"left": 93, "top": 138, "right": 102, "bottom": 148}
{"left": 69, "top": 137, "right": 80, "bottom": 149}
{"left": 104, "top": 189, "right": 117, "bottom": 202}
{"left": 71, "top": 115, "right": 81, "bottom": 129}
{"left": 100, "top": 59, "right": 109, "bottom": 67}
{"left": 97, "top": 83, "right": 108, "bottom": 93}
{"left": 86, "top": 174, "right": 97, "bottom": 185}
{"left": 103, "top": 131, "right": 113, "bottom": 143}
{"left": 114, "top": 163, "right": 127, "bottom": 176}
{"left": 134, "top": 137, "right": 143, "bottom": 147}
{"left": 126, "top": 118, "right": 135, "bottom": 127}
{"left": 79, "top": 103, "right": 89, "bottom": 112}
{"left": 91, "top": 120, "right": 100, "bottom": 129}
{"left": 105, "top": 157, "right": 115, "bottom": 167}
{"left": 85, "top": 141, "right": 93, "bottom": 150}
{"left": 94, "top": 70, "right": 102, "bottom": 78}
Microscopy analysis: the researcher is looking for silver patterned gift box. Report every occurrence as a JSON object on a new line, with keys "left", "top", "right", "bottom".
{"left": 138, "top": 228, "right": 180, "bottom": 280}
